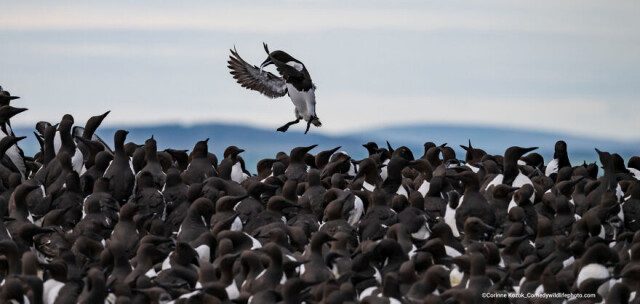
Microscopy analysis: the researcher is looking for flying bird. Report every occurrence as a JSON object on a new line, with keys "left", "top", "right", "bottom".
{"left": 228, "top": 43, "right": 321, "bottom": 134}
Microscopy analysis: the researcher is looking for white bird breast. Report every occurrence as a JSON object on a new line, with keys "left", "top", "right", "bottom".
{"left": 286, "top": 84, "right": 317, "bottom": 121}
{"left": 576, "top": 263, "right": 609, "bottom": 287}
{"left": 43, "top": 279, "right": 65, "bottom": 304}
{"left": 545, "top": 158, "right": 559, "bottom": 176}
{"left": 348, "top": 195, "right": 364, "bottom": 226}
{"left": 444, "top": 201, "right": 460, "bottom": 238}
{"left": 380, "top": 159, "right": 390, "bottom": 181}
{"left": 417, "top": 180, "right": 430, "bottom": 197}
{"left": 231, "top": 162, "right": 247, "bottom": 183}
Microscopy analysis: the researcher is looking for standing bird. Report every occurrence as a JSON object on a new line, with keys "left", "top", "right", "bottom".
{"left": 103, "top": 130, "right": 135, "bottom": 205}
{"left": 181, "top": 138, "right": 216, "bottom": 185}
{"left": 217, "top": 146, "right": 246, "bottom": 183}
{"left": 228, "top": 43, "right": 321, "bottom": 133}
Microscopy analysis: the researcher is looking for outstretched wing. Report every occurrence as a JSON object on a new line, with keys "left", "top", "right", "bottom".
{"left": 228, "top": 48, "right": 288, "bottom": 98}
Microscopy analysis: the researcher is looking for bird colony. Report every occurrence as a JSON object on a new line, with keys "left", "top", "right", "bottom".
{"left": 0, "top": 86, "right": 640, "bottom": 304}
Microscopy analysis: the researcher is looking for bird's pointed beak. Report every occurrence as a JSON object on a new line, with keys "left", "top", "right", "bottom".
{"left": 260, "top": 58, "right": 273, "bottom": 72}
{"left": 303, "top": 144, "right": 318, "bottom": 153}
{"left": 10, "top": 107, "right": 28, "bottom": 117}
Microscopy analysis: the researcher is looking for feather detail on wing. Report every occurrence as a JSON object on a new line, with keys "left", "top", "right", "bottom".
{"left": 228, "top": 48, "right": 287, "bottom": 98}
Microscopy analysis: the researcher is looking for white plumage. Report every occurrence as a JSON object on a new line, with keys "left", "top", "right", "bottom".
{"left": 545, "top": 158, "right": 559, "bottom": 177}
{"left": 43, "top": 279, "right": 65, "bottom": 304}
{"left": 417, "top": 180, "right": 430, "bottom": 197}
{"left": 576, "top": 263, "right": 609, "bottom": 287}
{"left": 444, "top": 199, "right": 460, "bottom": 238}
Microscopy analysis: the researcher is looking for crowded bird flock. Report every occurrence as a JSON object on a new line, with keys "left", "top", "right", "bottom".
{"left": 0, "top": 86, "right": 640, "bottom": 304}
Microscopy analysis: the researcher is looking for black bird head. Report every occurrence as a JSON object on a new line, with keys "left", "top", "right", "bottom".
{"left": 82, "top": 110, "right": 110, "bottom": 139}
{"left": 596, "top": 148, "right": 617, "bottom": 191}
{"left": 260, "top": 43, "right": 274, "bottom": 69}
{"left": 554, "top": 140, "right": 568, "bottom": 158}
{"left": 216, "top": 194, "right": 249, "bottom": 212}
{"left": 362, "top": 142, "right": 379, "bottom": 155}
{"left": 290, "top": 144, "right": 317, "bottom": 162}
{"left": 392, "top": 146, "right": 415, "bottom": 161}
{"left": 223, "top": 145, "right": 245, "bottom": 159}
{"left": 423, "top": 141, "right": 436, "bottom": 153}
{"left": 190, "top": 197, "right": 215, "bottom": 219}
{"left": 144, "top": 135, "right": 158, "bottom": 153}
{"left": 513, "top": 184, "right": 534, "bottom": 204}
{"left": 504, "top": 146, "right": 538, "bottom": 162}
{"left": 261, "top": 43, "right": 300, "bottom": 70}
{"left": 191, "top": 138, "right": 210, "bottom": 158}
{"left": 460, "top": 139, "right": 487, "bottom": 164}
{"left": 315, "top": 146, "right": 341, "bottom": 168}
{"left": 113, "top": 129, "right": 129, "bottom": 149}
{"left": 57, "top": 114, "right": 75, "bottom": 132}
{"left": 611, "top": 153, "right": 629, "bottom": 174}
{"left": 0, "top": 86, "right": 20, "bottom": 106}
{"left": 0, "top": 105, "right": 27, "bottom": 124}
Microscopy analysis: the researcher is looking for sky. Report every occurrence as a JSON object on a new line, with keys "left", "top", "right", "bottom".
{"left": 1, "top": 0, "right": 639, "bottom": 141}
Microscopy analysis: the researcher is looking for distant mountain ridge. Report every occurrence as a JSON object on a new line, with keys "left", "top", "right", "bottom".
{"left": 13, "top": 123, "right": 639, "bottom": 171}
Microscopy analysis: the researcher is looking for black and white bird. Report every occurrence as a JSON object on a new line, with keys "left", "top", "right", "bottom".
{"left": 228, "top": 43, "right": 321, "bottom": 134}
